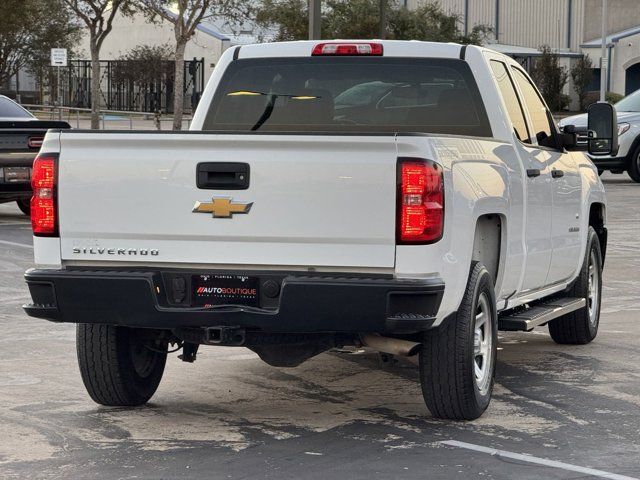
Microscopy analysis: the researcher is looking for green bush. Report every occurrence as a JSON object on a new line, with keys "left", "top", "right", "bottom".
{"left": 570, "top": 56, "right": 593, "bottom": 111}
{"left": 531, "top": 46, "right": 570, "bottom": 111}
{"left": 583, "top": 91, "right": 624, "bottom": 109}
{"left": 605, "top": 91, "right": 624, "bottom": 104}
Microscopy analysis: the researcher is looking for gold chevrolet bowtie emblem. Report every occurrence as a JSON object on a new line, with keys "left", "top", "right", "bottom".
{"left": 192, "top": 197, "right": 253, "bottom": 218}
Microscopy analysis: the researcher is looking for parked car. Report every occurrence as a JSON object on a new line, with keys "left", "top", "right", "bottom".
{"left": 560, "top": 89, "right": 640, "bottom": 181}
{"left": 0, "top": 95, "right": 70, "bottom": 215}
{"left": 24, "top": 41, "right": 613, "bottom": 420}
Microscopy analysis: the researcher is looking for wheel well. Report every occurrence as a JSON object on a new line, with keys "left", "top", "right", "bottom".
{"left": 472, "top": 215, "right": 502, "bottom": 286}
{"left": 589, "top": 203, "right": 607, "bottom": 264}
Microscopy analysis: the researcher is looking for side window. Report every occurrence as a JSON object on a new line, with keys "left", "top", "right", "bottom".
{"left": 490, "top": 60, "right": 530, "bottom": 143}
{"left": 511, "top": 68, "right": 558, "bottom": 149}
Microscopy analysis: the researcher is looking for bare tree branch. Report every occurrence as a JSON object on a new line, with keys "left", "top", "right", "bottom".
{"left": 60, "top": 0, "right": 131, "bottom": 128}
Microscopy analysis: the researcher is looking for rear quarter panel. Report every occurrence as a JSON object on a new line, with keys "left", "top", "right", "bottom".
{"left": 395, "top": 135, "right": 524, "bottom": 324}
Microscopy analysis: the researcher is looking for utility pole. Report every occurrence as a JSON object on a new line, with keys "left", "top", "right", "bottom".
{"left": 600, "top": 0, "right": 608, "bottom": 101}
{"left": 309, "top": 0, "right": 321, "bottom": 40}
{"left": 379, "top": 0, "right": 387, "bottom": 39}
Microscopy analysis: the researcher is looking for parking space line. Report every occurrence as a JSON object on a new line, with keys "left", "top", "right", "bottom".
{"left": 441, "top": 440, "right": 638, "bottom": 480}
{"left": 0, "top": 239, "right": 33, "bottom": 249}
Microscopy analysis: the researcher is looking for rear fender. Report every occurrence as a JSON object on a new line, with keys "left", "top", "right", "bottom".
{"left": 395, "top": 137, "right": 517, "bottom": 326}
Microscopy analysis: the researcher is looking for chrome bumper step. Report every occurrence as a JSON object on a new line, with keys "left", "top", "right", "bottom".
{"left": 498, "top": 297, "right": 586, "bottom": 332}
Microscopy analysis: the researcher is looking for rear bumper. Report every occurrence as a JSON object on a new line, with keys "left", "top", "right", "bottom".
{"left": 23, "top": 268, "right": 444, "bottom": 334}
{"left": 1, "top": 153, "right": 34, "bottom": 200}
{"left": 0, "top": 152, "right": 37, "bottom": 167}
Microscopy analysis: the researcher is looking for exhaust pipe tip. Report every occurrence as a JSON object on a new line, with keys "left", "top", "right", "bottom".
{"left": 360, "top": 334, "right": 421, "bottom": 358}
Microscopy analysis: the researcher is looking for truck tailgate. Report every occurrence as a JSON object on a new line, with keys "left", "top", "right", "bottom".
{"left": 57, "top": 132, "right": 398, "bottom": 268}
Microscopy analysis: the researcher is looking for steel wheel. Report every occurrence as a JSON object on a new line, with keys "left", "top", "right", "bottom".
{"left": 473, "top": 292, "right": 493, "bottom": 395}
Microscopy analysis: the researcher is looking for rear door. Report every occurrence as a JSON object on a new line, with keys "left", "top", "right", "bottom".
{"left": 489, "top": 59, "right": 553, "bottom": 293}
{"left": 57, "top": 132, "right": 399, "bottom": 268}
{"left": 509, "top": 67, "right": 583, "bottom": 285}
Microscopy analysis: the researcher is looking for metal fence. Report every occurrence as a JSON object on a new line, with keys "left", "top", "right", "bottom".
{"left": 60, "top": 58, "right": 205, "bottom": 114}
{"left": 23, "top": 105, "right": 192, "bottom": 130}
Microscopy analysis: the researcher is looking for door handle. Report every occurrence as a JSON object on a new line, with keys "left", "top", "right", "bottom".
{"left": 552, "top": 169, "right": 565, "bottom": 178}
{"left": 526, "top": 169, "right": 540, "bottom": 178}
{"left": 197, "top": 162, "right": 250, "bottom": 190}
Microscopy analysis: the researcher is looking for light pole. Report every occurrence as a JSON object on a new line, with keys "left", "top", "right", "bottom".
{"left": 309, "top": 0, "right": 321, "bottom": 40}
{"left": 600, "top": 0, "right": 608, "bottom": 101}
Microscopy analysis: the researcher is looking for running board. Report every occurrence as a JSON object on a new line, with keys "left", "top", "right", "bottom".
{"left": 498, "top": 297, "right": 586, "bottom": 332}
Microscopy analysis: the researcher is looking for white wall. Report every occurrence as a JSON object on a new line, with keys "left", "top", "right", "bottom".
{"left": 76, "top": 10, "right": 231, "bottom": 82}
{"left": 585, "top": 32, "right": 640, "bottom": 95}
{"left": 406, "top": 0, "right": 586, "bottom": 51}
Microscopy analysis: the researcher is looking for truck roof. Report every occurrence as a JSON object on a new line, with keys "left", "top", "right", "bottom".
{"left": 236, "top": 40, "right": 487, "bottom": 60}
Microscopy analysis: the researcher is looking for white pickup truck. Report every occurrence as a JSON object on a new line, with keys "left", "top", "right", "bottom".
{"left": 24, "top": 41, "right": 615, "bottom": 420}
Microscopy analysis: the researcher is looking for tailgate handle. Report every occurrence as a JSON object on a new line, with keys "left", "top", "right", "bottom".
{"left": 197, "top": 162, "right": 250, "bottom": 190}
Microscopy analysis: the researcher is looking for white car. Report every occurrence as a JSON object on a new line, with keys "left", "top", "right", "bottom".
{"left": 560, "top": 89, "right": 640, "bottom": 181}
{"left": 24, "top": 41, "right": 613, "bottom": 420}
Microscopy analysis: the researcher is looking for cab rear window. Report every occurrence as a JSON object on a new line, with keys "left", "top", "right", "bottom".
{"left": 203, "top": 57, "right": 492, "bottom": 137}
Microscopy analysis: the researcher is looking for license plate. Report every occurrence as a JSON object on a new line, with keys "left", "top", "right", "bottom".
{"left": 192, "top": 274, "right": 259, "bottom": 307}
{"left": 4, "top": 167, "right": 31, "bottom": 182}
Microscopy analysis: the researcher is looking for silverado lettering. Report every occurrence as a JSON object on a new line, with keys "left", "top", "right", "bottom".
{"left": 71, "top": 247, "right": 159, "bottom": 256}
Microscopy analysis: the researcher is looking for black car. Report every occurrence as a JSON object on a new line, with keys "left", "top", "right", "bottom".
{"left": 0, "top": 95, "right": 70, "bottom": 215}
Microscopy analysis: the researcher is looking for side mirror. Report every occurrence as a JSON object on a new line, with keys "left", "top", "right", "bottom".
{"left": 587, "top": 102, "right": 618, "bottom": 156}
{"left": 560, "top": 124, "right": 578, "bottom": 149}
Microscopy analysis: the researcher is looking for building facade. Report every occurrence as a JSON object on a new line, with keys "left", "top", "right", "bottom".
{"left": 408, "top": 0, "right": 640, "bottom": 100}
{"left": 75, "top": 10, "right": 235, "bottom": 85}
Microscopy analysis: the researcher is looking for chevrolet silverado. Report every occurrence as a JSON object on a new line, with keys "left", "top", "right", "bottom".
{"left": 24, "top": 41, "right": 616, "bottom": 420}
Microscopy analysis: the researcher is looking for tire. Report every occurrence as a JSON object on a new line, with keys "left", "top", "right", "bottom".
{"left": 419, "top": 262, "right": 497, "bottom": 420}
{"left": 76, "top": 324, "right": 167, "bottom": 406}
{"left": 16, "top": 198, "right": 30, "bottom": 216}
{"left": 548, "top": 226, "right": 602, "bottom": 344}
{"left": 626, "top": 144, "right": 640, "bottom": 182}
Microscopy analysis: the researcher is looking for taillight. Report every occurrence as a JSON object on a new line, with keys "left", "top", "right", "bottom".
{"left": 397, "top": 159, "right": 444, "bottom": 244}
{"left": 312, "top": 42, "right": 383, "bottom": 56}
{"left": 31, "top": 153, "right": 58, "bottom": 236}
{"left": 28, "top": 136, "right": 44, "bottom": 149}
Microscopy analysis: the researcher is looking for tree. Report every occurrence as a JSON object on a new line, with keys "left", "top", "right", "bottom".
{"left": 0, "top": 0, "right": 79, "bottom": 94}
{"left": 138, "top": 1, "right": 251, "bottom": 130}
{"left": 531, "top": 45, "right": 570, "bottom": 112}
{"left": 62, "top": 0, "right": 132, "bottom": 129}
{"left": 254, "top": 0, "right": 307, "bottom": 41}
{"left": 113, "top": 44, "right": 175, "bottom": 85}
{"left": 25, "top": 1, "right": 81, "bottom": 105}
{"left": 254, "top": 0, "right": 492, "bottom": 44}
{"left": 570, "top": 55, "right": 594, "bottom": 111}
{"left": 113, "top": 44, "right": 175, "bottom": 111}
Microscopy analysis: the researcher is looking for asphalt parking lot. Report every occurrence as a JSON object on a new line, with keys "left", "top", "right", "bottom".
{"left": 1, "top": 173, "right": 639, "bottom": 480}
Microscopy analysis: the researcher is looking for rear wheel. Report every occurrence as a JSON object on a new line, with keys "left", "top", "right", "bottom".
{"left": 16, "top": 198, "right": 30, "bottom": 216}
{"left": 548, "top": 227, "right": 602, "bottom": 344}
{"left": 419, "top": 262, "right": 497, "bottom": 420}
{"left": 626, "top": 145, "right": 640, "bottom": 182}
{"left": 77, "top": 324, "right": 167, "bottom": 406}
